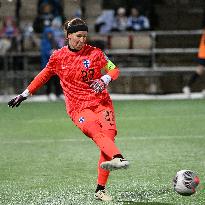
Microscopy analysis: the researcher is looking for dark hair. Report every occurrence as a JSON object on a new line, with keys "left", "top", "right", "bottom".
{"left": 64, "top": 18, "right": 88, "bottom": 35}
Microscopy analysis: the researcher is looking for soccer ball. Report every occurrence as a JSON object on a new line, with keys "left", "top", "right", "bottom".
{"left": 173, "top": 170, "right": 200, "bottom": 196}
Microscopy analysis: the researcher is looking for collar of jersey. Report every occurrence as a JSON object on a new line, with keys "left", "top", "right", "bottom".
{"left": 67, "top": 44, "right": 86, "bottom": 55}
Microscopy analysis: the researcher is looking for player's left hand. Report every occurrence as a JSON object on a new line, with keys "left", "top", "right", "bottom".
{"left": 8, "top": 95, "right": 27, "bottom": 108}
{"left": 90, "top": 79, "right": 106, "bottom": 93}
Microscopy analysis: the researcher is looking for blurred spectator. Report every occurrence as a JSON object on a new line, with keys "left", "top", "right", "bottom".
{"left": 0, "top": 38, "right": 11, "bottom": 54}
{"left": 94, "top": 10, "right": 115, "bottom": 34}
{"left": 74, "top": 8, "right": 82, "bottom": 18}
{"left": 21, "top": 22, "right": 38, "bottom": 51}
{"left": 40, "top": 27, "right": 56, "bottom": 71}
{"left": 51, "top": 16, "right": 64, "bottom": 48}
{"left": 0, "top": 16, "right": 21, "bottom": 53}
{"left": 40, "top": 26, "right": 62, "bottom": 100}
{"left": 111, "top": 7, "right": 128, "bottom": 32}
{"left": 37, "top": 0, "right": 64, "bottom": 18}
{"left": 33, "top": 2, "right": 55, "bottom": 33}
{"left": 128, "top": 0, "right": 152, "bottom": 16}
{"left": 127, "top": 7, "right": 150, "bottom": 31}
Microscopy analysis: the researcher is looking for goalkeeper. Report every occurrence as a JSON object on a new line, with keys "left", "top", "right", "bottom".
{"left": 8, "top": 18, "right": 129, "bottom": 201}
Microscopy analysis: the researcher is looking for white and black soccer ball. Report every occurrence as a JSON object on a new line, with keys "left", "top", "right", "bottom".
{"left": 173, "top": 170, "right": 200, "bottom": 196}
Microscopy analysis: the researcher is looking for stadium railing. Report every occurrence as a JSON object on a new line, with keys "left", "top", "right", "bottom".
{"left": 0, "top": 30, "right": 203, "bottom": 94}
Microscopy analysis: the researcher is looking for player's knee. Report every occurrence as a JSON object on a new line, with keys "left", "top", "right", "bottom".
{"left": 82, "top": 121, "right": 102, "bottom": 138}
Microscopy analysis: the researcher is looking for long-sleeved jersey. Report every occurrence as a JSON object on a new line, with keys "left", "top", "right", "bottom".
{"left": 27, "top": 44, "right": 120, "bottom": 119}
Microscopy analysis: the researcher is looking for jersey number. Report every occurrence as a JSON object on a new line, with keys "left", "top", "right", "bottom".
{"left": 105, "top": 110, "right": 115, "bottom": 126}
{"left": 82, "top": 69, "right": 94, "bottom": 82}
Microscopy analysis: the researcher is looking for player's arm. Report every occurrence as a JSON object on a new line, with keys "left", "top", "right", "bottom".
{"left": 27, "top": 67, "right": 55, "bottom": 95}
{"left": 8, "top": 52, "right": 57, "bottom": 108}
{"left": 90, "top": 59, "right": 120, "bottom": 93}
{"left": 8, "top": 67, "right": 55, "bottom": 108}
{"left": 103, "top": 59, "right": 120, "bottom": 81}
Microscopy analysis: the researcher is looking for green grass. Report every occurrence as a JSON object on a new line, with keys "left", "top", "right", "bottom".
{"left": 0, "top": 100, "right": 205, "bottom": 205}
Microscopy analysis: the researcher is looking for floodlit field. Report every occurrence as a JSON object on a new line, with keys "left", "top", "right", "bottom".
{"left": 0, "top": 100, "right": 205, "bottom": 205}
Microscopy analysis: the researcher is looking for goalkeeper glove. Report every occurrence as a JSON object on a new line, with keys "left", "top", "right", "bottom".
{"left": 8, "top": 89, "right": 30, "bottom": 108}
{"left": 90, "top": 75, "right": 111, "bottom": 93}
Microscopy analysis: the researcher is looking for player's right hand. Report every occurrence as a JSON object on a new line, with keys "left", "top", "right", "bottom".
{"left": 90, "top": 79, "right": 106, "bottom": 93}
{"left": 8, "top": 95, "right": 27, "bottom": 108}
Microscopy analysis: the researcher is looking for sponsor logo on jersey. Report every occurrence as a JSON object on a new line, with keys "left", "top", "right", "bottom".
{"left": 83, "top": 59, "right": 90, "bottom": 70}
{"left": 79, "top": 116, "right": 85, "bottom": 123}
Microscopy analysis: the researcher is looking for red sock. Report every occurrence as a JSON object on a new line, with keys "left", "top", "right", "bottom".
{"left": 97, "top": 130, "right": 116, "bottom": 186}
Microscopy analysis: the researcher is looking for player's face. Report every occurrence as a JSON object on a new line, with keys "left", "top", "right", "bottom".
{"left": 68, "top": 31, "right": 88, "bottom": 50}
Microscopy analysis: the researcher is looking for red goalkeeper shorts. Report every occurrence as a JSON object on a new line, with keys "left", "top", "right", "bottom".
{"left": 73, "top": 103, "right": 117, "bottom": 133}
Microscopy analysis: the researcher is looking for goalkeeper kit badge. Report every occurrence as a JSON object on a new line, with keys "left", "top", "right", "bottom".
{"left": 79, "top": 116, "right": 85, "bottom": 123}
{"left": 83, "top": 59, "right": 90, "bottom": 70}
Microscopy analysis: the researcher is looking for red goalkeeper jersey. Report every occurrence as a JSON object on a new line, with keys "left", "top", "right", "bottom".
{"left": 27, "top": 44, "right": 119, "bottom": 119}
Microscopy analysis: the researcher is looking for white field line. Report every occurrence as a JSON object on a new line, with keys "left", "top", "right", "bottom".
{"left": 0, "top": 135, "right": 204, "bottom": 145}
{"left": 17, "top": 114, "right": 205, "bottom": 124}
{"left": 118, "top": 115, "right": 205, "bottom": 120}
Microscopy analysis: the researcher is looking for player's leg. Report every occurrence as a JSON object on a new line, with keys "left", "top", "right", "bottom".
{"left": 94, "top": 129, "right": 115, "bottom": 201}
{"left": 183, "top": 63, "right": 205, "bottom": 96}
{"left": 74, "top": 108, "right": 129, "bottom": 201}
{"left": 97, "top": 130, "right": 116, "bottom": 187}
{"left": 186, "top": 65, "right": 204, "bottom": 87}
{"left": 95, "top": 104, "right": 129, "bottom": 171}
{"left": 94, "top": 104, "right": 129, "bottom": 201}
{"left": 74, "top": 109, "right": 121, "bottom": 159}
